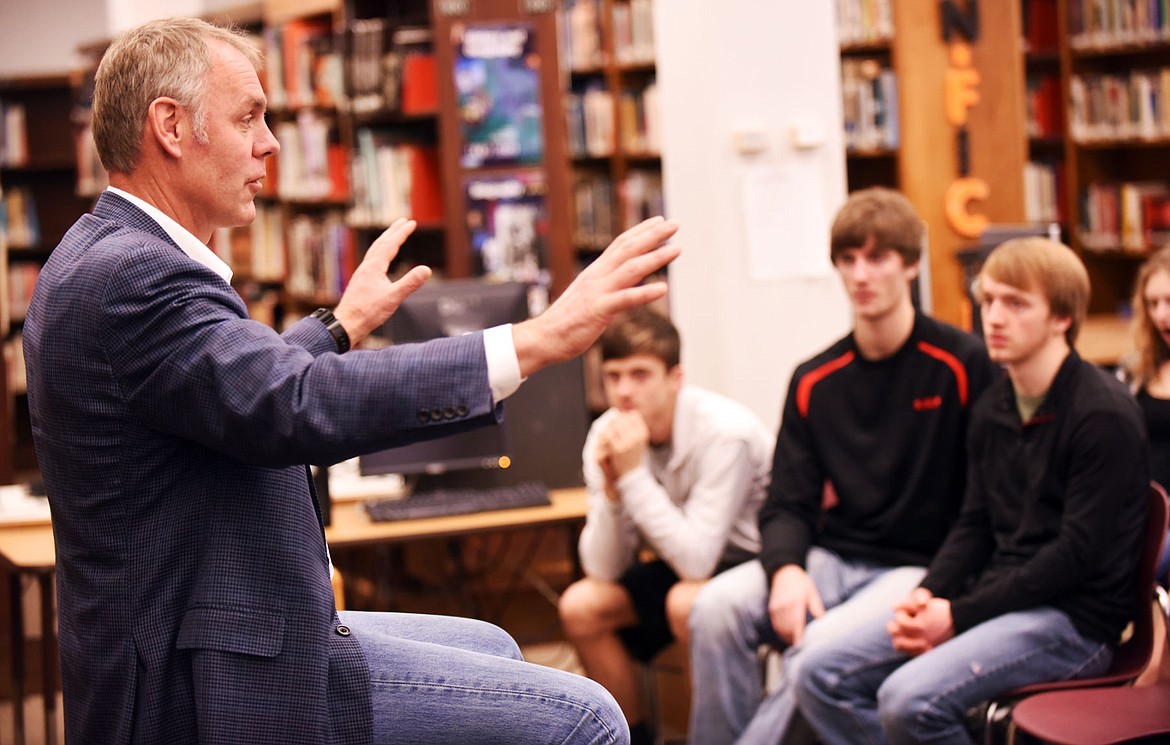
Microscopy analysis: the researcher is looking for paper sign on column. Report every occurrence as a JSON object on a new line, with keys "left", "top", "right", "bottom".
{"left": 742, "top": 162, "right": 831, "bottom": 281}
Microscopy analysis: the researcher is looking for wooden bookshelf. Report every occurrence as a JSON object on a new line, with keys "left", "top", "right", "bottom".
{"left": 559, "top": 0, "right": 661, "bottom": 273}
{"left": 836, "top": 0, "right": 1029, "bottom": 328}
{"left": 0, "top": 74, "right": 94, "bottom": 482}
{"left": 1014, "top": 0, "right": 1170, "bottom": 342}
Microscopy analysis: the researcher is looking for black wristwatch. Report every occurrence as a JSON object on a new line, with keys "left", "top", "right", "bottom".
{"left": 310, "top": 307, "right": 351, "bottom": 353}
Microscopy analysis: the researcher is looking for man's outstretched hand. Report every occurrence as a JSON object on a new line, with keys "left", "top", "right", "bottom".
{"left": 333, "top": 218, "right": 431, "bottom": 347}
{"left": 512, "top": 217, "right": 680, "bottom": 377}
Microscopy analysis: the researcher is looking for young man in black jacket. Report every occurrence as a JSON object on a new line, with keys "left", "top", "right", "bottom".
{"left": 794, "top": 237, "right": 1150, "bottom": 745}
{"left": 687, "top": 188, "right": 998, "bottom": 744}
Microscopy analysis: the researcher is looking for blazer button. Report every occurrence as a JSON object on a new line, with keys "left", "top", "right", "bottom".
{"left": 430, "top": 409, "right": 443, "bottom": 421}
{"left": 417, "top": 409, "right": 430, "bottom": 423}
{"left": 443, "top": 406, "right": 456, "bottom": 419}
{"left": 336, "top": 625, "right": 351, "bottom": 637}
{"left": 456, "top": 405, "right": 468, "bottom": 417}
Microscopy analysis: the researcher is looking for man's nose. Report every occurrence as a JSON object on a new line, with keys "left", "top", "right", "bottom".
{"left": 258, "top": 120, "right": 280, "bottom": 157}
{"left": 982, "top": 299, "right": 1004, "bottom": 324}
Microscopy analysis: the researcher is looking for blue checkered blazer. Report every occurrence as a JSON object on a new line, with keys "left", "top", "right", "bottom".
{"left": 23, "top": 192, "right": 498, "bottom": 744}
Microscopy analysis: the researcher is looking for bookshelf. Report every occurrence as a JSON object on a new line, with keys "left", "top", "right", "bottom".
{"left": 0, "top": 74, "right": 94, "bottom": 481}
{"left": 837, "top": 0, "right": 900, "bottom": 191}
{"left": 560, "top": 0, "right": 662, "bottom": 269}
{"left": 834, "top": 0, "right": 1029, "bottom": 328}
{"left": 0, "top": 0, "right": 647, "bottom": 480}
{"left": 1041, "top": 0, "right": 1170, "bottom": 319}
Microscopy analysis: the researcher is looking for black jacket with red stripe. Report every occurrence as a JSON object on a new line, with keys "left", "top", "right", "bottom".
{"left": 758, "top": 313, "right": 998, "bottom": 578}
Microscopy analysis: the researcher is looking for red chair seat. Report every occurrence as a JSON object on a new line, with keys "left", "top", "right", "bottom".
{"left": 1012, "top": 684, "right": 1170, "bottom": 744}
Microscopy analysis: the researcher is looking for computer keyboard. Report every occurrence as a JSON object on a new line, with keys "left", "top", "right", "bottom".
{"left": 364, "top": 481, "right": 551, "bottom": 522}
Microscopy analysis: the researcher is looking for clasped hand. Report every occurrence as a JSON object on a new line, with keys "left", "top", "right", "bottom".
{"left": 596, "top": 411, "right": 649, "bottom": 500}
{"left": 887, "top": 587, "right": 954, "bottom": 656}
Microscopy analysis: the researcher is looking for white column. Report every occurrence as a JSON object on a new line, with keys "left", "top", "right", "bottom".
{"left": 654, "top": 1, "right": 851, "bottom": 431}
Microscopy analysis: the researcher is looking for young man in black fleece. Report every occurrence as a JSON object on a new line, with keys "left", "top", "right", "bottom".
{"left": 795, "top": 236, "right": 1150, "bottom": 745}
{"left": 687, "top": 187, "right": 998, "bottom": 745}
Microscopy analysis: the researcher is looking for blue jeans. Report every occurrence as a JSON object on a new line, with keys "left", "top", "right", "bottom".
{"left": 793, "top": 606, "right": 1114, "bottom": 745}
{"left": 338, "top": 610, "right": 629, "bottom": 744}
{"left": 687, "top": 549, "right": 926, "bottom": 745}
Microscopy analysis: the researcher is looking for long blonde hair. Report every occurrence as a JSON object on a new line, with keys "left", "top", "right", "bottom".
{"left": 1130, "top": 247, "right": 1170, "bottom": 386}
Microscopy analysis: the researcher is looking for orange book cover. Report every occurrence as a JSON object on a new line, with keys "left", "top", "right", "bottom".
{"left": 282, "top": 18, "right": 331, "bottom": 109}
{"left": 401, "top": 53, "right": 439, "bottom": 114}
{"left": 326, "top": 144, "right": 351, "bottom": 202}
{"left": 406, "top": 144, "right": 443, "bottom": 223}
{"left": 262, "top": 153, "right": 279, "bottom": 198}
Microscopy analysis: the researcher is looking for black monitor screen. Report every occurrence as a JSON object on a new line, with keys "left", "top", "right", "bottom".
{"left": 386, "top": 278, "right": 534, "bottom": 343}
{"left": 358, "top": 422, "right": 510, "bottom": 476}
{"left": 359, "top": 278, "right": 534, "bottom": 480}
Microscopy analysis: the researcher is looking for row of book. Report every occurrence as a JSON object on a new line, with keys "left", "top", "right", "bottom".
{"left": 1026, "top": 72, "right": 1064, "bottom": 138}
{"left": 1, "top": 187, "right": 39, "bottom": 249}
{"left": 572, "top": 169, "right": 663, "bottom": 250}
{"left": 350, "top": 130, "right": 443, "bottom": 228}
{"left": 836, "top": 0, "right": 895, "bottom": 46}
{"left": 841, "top": 58, "right": 900, "bottom": 152}
{"left": 209, "top": 206, "right": 287, "bottom": 284}
{"left": 8, "top": 333, "right": 24, "bottom": 395}
{"left": 348, "top": 21, "right": 438, "bottom": 116}
{"left": 612, "top": 0, "right": 656, "bottom": 66}
{"left": 263, "top": 19, "right": 345, "bottom": 111}
{"left": 1024, "top": 160, "right": 1066, "bottom": 224}
{"left": 0, "top": 101, "right": 27, "bottom": 167}
{"left": 1023, "top": 0, "right": 1060, "bottom": 53}
{"left": 263, "top": 18, "right": 438, "bottom": 117}
{"left": 1079, "top": 180, "right": 1170, "bottom": 253}
{"left": 1068, "top": 68, "right": 1170, "bottom": 142}
{"left": 286, "top": 212, "right": 356, "bottom": 301}
{"left": 561, "top": 0, "right": 657, "bottom": 72}
{"left": 212, "top": 207, "right": 356, "bottom": 303}
{"left": 562, "top": 0, "right": 605, "bottom": 71}
{"left": 617, "top": 82, "right": 660, "bottom": 155}
{"left": 264, "top": 115, "right": 446, "bottom": 224}
{"left": 566, "top": 83, "right": 614, "bottom": 157}
{"left": 1069, "top": 0, "right": 1170, "bottom": 49}
{"left": 7, "top": 261, "right": 38, "bottom": 324}
{"left": 566, "top": 80, "right": 660, "bottom": 158}
{"left": 273, "top": 112, "right": 349, "bottom": 203}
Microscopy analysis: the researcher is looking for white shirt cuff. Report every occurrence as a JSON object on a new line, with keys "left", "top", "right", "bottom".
{"left": 484, "top": 323, "right": 523, "bottom": 403}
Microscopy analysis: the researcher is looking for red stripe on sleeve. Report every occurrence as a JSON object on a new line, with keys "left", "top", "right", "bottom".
{"left": 917, "top": 341, "right": 969, "bottom": 407}
{"left": 797, "top": 351, "right": 855, "bottom": 418}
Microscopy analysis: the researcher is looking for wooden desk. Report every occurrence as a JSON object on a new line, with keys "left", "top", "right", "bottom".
{"left": 0, "top": 522, "right": 57, "bottom": 745}
{"left": 325, "top": 487, "right": 588, "bottom": 617}
{"left": 325, "top": 487, "right": 588, "bottom": 547}
{"left": 0, "top": 487, "right": 588, "bottom": 744}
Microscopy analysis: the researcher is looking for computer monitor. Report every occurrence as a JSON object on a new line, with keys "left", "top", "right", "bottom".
{"left": 384, "top": 277, "right": 534, "bottom": 343}
{"left": 358, "top": 277, "right": 590, "bottom": 490}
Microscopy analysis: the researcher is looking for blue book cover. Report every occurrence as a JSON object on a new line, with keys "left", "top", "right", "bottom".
{"left": 454, "top": 22, "right": 545, "bottom": 169}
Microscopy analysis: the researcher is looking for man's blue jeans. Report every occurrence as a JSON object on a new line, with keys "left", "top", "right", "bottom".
{"left": 687, "top": 548, "right": 926, "bottom": 744}
{"left": 338, "top": 610, "right": 629, "bottom": 744}
{"left": 793, "top": 605, "right": 1114, "bottom": 745}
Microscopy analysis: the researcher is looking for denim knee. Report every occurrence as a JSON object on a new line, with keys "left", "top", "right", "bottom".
{"left": 876, "top": 677, "right": 948, "bottom": 744}
{"left": 690, "top": 589, "right": 741, "bottom": 651}
{"left": 470, "top": 619, "right": 525, "bottom": 661}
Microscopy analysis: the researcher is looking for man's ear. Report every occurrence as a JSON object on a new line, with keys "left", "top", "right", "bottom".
{"left": 146, "top": 97, "right": 183, "bottom": 159}
{"left": 1051, "top": 313, "right": 1073, "bottom": 339}
{"left": 904, "top": 256, "right": 921, "bottom": 282}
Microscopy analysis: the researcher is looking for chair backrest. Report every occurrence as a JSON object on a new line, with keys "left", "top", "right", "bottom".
{"left": 1103, "top": 481, "right": 1169, "bottom": 680}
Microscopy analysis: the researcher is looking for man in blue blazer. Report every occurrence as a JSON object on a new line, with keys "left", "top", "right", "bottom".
{"left": 23, "top": 17, "right": 679, "bottom": 745}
